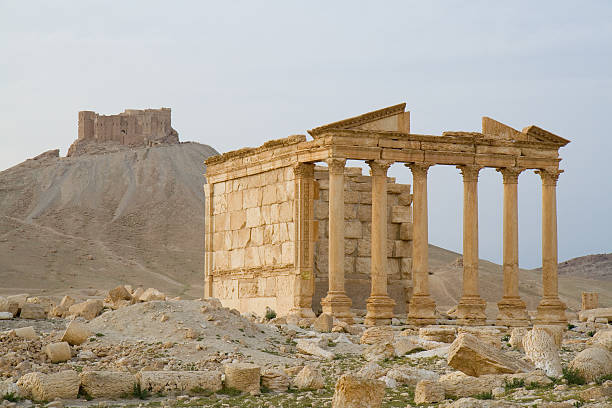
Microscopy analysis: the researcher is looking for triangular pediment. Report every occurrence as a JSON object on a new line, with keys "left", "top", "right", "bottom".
{"left": 482, "top": 117, "right": 527, "bottom": 141}
{"left": 521, "top": 125, "right": 570, "bottom": 146}
{"left": 308, "top": 103, "right": 410, "bottom": 136}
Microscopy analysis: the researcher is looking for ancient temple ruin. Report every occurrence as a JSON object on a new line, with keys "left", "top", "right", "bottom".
{"left": 204, "top": 103, "right": 570, "bottom": 327}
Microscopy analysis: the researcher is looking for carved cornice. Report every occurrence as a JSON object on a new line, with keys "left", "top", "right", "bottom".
{"left": 456, "top": 164, "right": 483, "bottom": 182}
{"left": 405, "top": 162, "right": 433, "bottom": 179}
{"left": 308, "top": 103, "right": 406, "bottom": 136}
{"left": 293, "top": 162, "right": 315, "bottom": 178}
{"left": 535, "top": 168, "right": 563, "bottom": 187}
{"left": 326, "top": 158, "right": 346, "bottom": 175}
{"left": 367, "top": 159, "right": 393, "bottom": 177}
{"left": 496, "top": 167, "right": 525, "bottom": 184}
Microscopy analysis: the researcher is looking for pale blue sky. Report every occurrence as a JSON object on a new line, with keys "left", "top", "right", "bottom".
{"left": 1, "top": 1, "right": 611, "bottom": 268}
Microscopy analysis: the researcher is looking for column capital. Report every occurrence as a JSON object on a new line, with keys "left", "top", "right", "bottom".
{"left": 367, "top": 160, "right": 393, "bottom": 176}
{"left": 535, "top": 168, "right": 563, "bottom": 186}
{"left": 326, "top": 158, "right": 346, "bottom": 175}
{"left": 405, "top": 162, "right": 433, "bottom": 179}
{"left": 457, "top": 164, "right": 483, "bottom": 182}
{"left": 293, "top": 162, "right": 315, "bottom": 178}
{"left": 496, "top": 167, "right": 525, "bottom": 184}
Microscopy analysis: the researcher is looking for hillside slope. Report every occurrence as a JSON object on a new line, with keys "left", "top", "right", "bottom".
{"left": 0, "top": 142, "right": 217, "bottom": 298}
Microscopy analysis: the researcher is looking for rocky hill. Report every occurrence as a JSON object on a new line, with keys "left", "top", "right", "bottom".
{"left": 557, "top": 253, "right": 612, "bottom": 281}
{"left": 0, "top": 142, "right": 218, "bottom": 298}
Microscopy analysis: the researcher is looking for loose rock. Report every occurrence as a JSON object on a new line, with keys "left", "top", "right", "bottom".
{"left": 331, "top": 374, "right": 385, "bottom": 408}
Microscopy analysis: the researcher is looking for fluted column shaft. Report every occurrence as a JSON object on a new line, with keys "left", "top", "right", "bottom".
{"left": 405, "top": 163, "right": 436, "bottom": 325}
{"left": 496, "top": 167, "right": 529, "bottom": 326}
{"left": 364, "top": 160, "right": 395, "bottom": 326}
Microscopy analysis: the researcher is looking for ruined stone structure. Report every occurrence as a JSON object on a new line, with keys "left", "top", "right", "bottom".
{"left": 67, "top": 108, "right": 178, "bottom": 156}
{"left": 204, "top": 103, "right": 570, "bottom": 327}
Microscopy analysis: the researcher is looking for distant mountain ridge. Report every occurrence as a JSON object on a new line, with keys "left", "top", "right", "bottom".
{"left": 557, "top": 253, "right": 612, "bottom": 281}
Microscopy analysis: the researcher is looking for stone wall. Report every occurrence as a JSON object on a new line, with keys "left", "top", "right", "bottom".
{"left": 312, "top": 166, "right": 413, "bottom": 313}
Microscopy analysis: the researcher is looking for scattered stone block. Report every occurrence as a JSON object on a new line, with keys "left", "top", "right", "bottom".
{"left": 80, "top": 371, "right": 137, "bottom": 399}
{"left": 360, "top": 326, "right": 393, "bottom": 345}
{"left": 509, "top": 327, "right": 528, "bottom": 350}
{"left": 296, "top": 339, "right": 334, "bottom": 360}
{"left": 419, "top": 326, "right": 456, "bottom": 343}
{"left": 59, "top": 295, "right": 75, "bottom": 309}
{"left": 137, "top": 371, "right": 222, "bottom": 395}
{"left": 20, "top": 303, "right": 46, "bottom": 319}
{"left": 138, "top": 288, "right": 166, "bottom": 302}
{"left": 313, "top": 313, "right": 333, "bottom": 332}
{"left": 45, "top": 342, "right": 72, "bottom": 363}
{"left": 532, "top": 324, "right": 563, "bottom": 347}
{"left": 108, "top": 286, "right": 132, "bottom": 303}
{"left": 392, "top": 337, "right": 424, "bottom": 356}
{"left": 61, "top": 320, "right": 92, "bottom": 346}
{"left": 0, "top": 311, "right": 12, "bottom": 320}
{"left": 68, "top": 299, "right": 103, "bottom": 320}
{"left": 568, "top": 346, "right": 612, "bottom": 382}
{"left": 587, "top": 329, "right": 612, "bottom": 351}
{"left": 331, "top": 374, "right": 385, "bottom": 408}
{"left": 457, "top": 326, "right": 501, "bottom": 349}
{"left": 0, "top": 296, "right": 8, "bottom": 312}
{"left": 6, "top": 294, "right": 28, "bottom": 310}
{"left": 448, "top": 333, "right": 533, "bottom": 376}
{"left": 386, "top": 366, "right": 439, "bottom": 387}
{"left": 578, "top": 307, "right": 612, "bottom": 322}
{"left": 438, "top": 370, "right": 551, "bottom": 398}
{"left": 14, "top": 326, "right": 38, "bottom": 339}
{"left": 582, "top": 292, "right": 598, "bottom": 311}
{"left": 224, "top": 363, "right": 261, "bottom": 395}
{"left": 17, "top": 370, "right": 79, "bottom": 400}
{"left": 362, "top": 342, "right": 395, "bottom": 362}
{"left": 522, "top": 328, "right": 562, "bottom": 377}
{"left": 261, "top": 368, "right": 288, "bottom": 392}
{"left": 356, "top": 362, "right": 386, "bottom": 380}
{"left": 414, "top": 380, "right": 444, "bottom": 404}
{"left": 293, "top": 366, "right": 325, "bottom": 390}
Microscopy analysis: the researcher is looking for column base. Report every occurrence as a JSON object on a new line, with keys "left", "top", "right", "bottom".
{"left": 456, "top": 296, "right": 487, "bottom": 326}
{"left": 407, "top": 294, "right": 437, "bottom": 326}
{"left": 534, "top": 297, "right": 567, "bottom": 326}
{"left": 496, "top": 297, "right": 530, "bottom": 326}
{"left": 287, "top": 307, "right": 316, "bottom": 320}
{"left": 321, "top": 291, "right": 354, "bottom": 323}
{"left": 364, "top": 295, "right": 396, "bottom": 326}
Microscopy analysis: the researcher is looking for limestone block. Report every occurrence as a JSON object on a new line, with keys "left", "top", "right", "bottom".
{"left": 582, "top": 292, "right": 598, "bottom": 311}
{"left": 108, "top": 286, "right": 132, "bottom": 303}
{"left": 587, "top": 329, "right": 612, "bottom": 351}
{"left": 393, "top": 337, "right": 425, "bottom": 356}
{"left": 214, "top": 213, "right": 229, "bottom": 231}
{"left": 6, "top": 294, "right": 28, "bottom": 310}
{"left": 439, "top": 370, "right": 550, "bottom": 399}
{"left": 344, "top": 190, "right": 360, "bottom": 204}
{"left": 139, "top": 288, "right": 166, "bottom": 302}
{"left": 138, "top": 370, "right": 222, "bottom": 395}
{"left": 360, "top": 326, "right": 394, "bottom": 345}
{"left": 357, "top": 239, "right": 370, "bottom": 257}
{"left": 229, "top": 210, "right": 246, "bottom": 230}
{"left": 224, "top": 363, "right": 261, "bottom": 395}
{"left": 386, "top": 366, "right": 439, "bottom": 387}
{"left": 398, "top": 192, "right": 412, "bottom": 206}
{"left": 399, "top": 222, "right": 413, "bottom": 240}
{"left": 281, "top": 242, "right": 294, "bottom": 265}
{"left": 243, "top": 188, "right": 262, "bottom": 208}
{"left": 279, "top": 201, "right": 293, "bottom": 222}
{"left": 354, "top": 257, "right": 370, "bottom": 275}
{"left": 292, "top": 366, "right": 325, "bottom": 390}
{"left": 45, "top": 342, "right": 72, "bottom": 363}
{"left": 230, "top": 249, "right": 245, "bottom": 269}
{"left": 387, "top": 223, "right": 399, "bottom": 240}
{"left": 447, "top": 333, "right": 534, "bottom": 376}
{"left": 296, "top": 339, "right": 334, "bottom": 360}
{"left": 227, "top": 191, "right": 243, "bottom": 211}
{"left": 68, "top": 299, "right": 104, "bottom": 320}
{"left": 532, "top": 324, "right": 563, "bottom": 347}
{"left": 414, "top": 380, "right": 444, "bottom": 404}
{"left": 344, "top": 221, "right": 362, "bottom": 239}
{"left": 245, "top": 207, "right": 262, "bottom": 228}
{"left": 80, "top": 371, "right": 136, "bottom": 398}
{"left": 0, "top": 296, "right": 8, "bottom": 312}
{"left": 14, "top": 326, "right": 38, "bottom": 339}
{"left": 17, "top": 371, "right": 79, "bottom": 401}
{"left": 387, "top": 258, "right": 400, "bottom": 277}
{"left": 344, "top": 256, "right": 355, "bottom": 274}
{"left": 509, "top": 327, "right": 528, "bottom": 350}
{"left": 390, "top": 206, "right": 411, "bottom": 223}
{"left": 419, "top": 326, "right": 457, "bottom": 343}
{"left": 331, "top": 374, "right": 385, "bottom": 408}
{"left": 314, "top": 313, "right": 333, "bottom": 332}
{"left": 356, "top": 205, "right": 371, "bottom": 221}
{"left": 61, "top": 320, "right": 92, "bottom": 346}
{"left": 250, "top": 227, "right": 264, "bottom": 246}
{"left": 362, "top": 342, "right": 395, "bottom": 362}
{"left": 400, "top": 258, "right": 412, "bottom": 279}
{"left": 244, "top": 247, "right": 261, "bottom": 268}
{"left": 344, "top": 239, "right": 357, "bottom": 255}
{"left": 522, "top": 328, "right": 562, "bottom": 377}
{"left": 457, "top": 327, "right": 501, "bottom": 349}
{"left": 20, "top": 303, "right": 46, "bottom": 319}
{"left": 568, "top": 347, "right": 612, "bottom": 382}
{"left": 212, "top": 181, "right": 226, "bottom": 195}
{"left": 578, "top": 307, "right": 612, "bottom": 322}
{"left": 358, "top": 191, "right": 372, "bottom": 204}
{"left": 59, "top": 295, "right": 75, "bottom": 309}
{"left": 393, "top": 240, "right": 411, "bottom": 258}
{"left": 0, "top": 311, "right": 12, "bottom": 320}
{"left": 261, "top": 368, "right": 288, "bottom": 392}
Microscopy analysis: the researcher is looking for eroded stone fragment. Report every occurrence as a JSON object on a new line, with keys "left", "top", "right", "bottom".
{"left": 568, "top": 346, "right": 612, "bottom": 382}
{"left": 61, "top": 320, "right": 92, "bottom": 346}
{"left": 224, "top": 363, "right": 261, "bottom": 395}
{"left": 414, "top": 379, "right": 444, "bottom": 404}
{"left": 80, "top": 371, "right": 136, "bottom": 399}
{"left": 292, "top": 366, "right": 324, "bottom": 390}
{"left": 45, "top": 342, "right": 71, "bottom": 363}
{"left": 17, "top": 371, "right": 79, "bottom": 400}
{"left": 137, "top": 370, "right": 222, "bottom": 395}
{"left": 331, "top": 374, "right": 385, "bottom": 408}
{"left": 522, "top": 328, "right": 562, "bottom": 377}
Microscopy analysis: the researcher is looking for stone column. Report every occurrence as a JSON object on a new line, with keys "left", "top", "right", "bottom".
{"left": 535, "top": 169, "right": 567, "bottom": 325}
{"left": 364, "top": 160, "right": 396, "bottom": 326}
{"left": 289, "top": 162, "right": 316, "bottom": 319}
{"left": 456, "top": 165, "right": 486, "bottom": 325}
{"left": 203, "top": 182, "right": 214, "bottom": 298}
{"left": 321, "top": 158, "right": 353, "bottom": 322}
{"left": 405, "top": 163, "right": 437, "bottom": 325}
{"left": 496, "top": 167, "right": 529, "bottom": 326}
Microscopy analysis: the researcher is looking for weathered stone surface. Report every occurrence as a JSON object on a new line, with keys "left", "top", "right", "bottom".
{"left": 362, "top": 342, "right": 394, "bottom": 362}
{"left": 331, "top": 374, "right": 385, "bottom": 408}
{"left": 108, "top": 286, "right": 132, "bottom": 303}
{"left": 578, "top": 307, "right": 612, "bottom": 322}
{"left": 439, "top": 370, "right": 551, "bottom": 398}
{"left": 587, "top": 328, "right": 612, "bottom": 351}
{"left": 522, "top": 328, "right": 562, "bottom": 377}
{"left": 313, "top": 313, "right": 333, "bottom": 332}
{"left": 356, "top": 362, "right": 386, "bottom": 380}
{"left": 457, "top": 327, "right": 501, "bottom": 349}
{"left": 224, "top": 363, "right": 261, "bottom": 395}
{"left": 6, "top": 294, "right": 28, "bottom": 310}
{"left": 296, "top": 339, "right": 334, "bottom": 360}
{"left": 68, "top": 299, "right": 104, "bottom": 320}
{"left": 419, "top": 326, "right": 456, "bottom": 343}
{"left": 509, "top": 327, "right": 528, "bottom": 350}
{"left": 17, "top": 370, "right": 79, "bottom": 400}
{"left": 45, "top": 342, "right": 72, "bottom": 363}
{"left": 445, "top": 397, "right": 517, "bottom": 407}
{"left": 138, "top": 288, "right": 166, "bottom": 302}
{"left": 80, "top": 371, "right": 136, "bottom": 398}
{"left": 292, "top": 366, "right": 325, "bottom": 390}
{"left": 61, "top": 320, "right": 92, "bottom": 346}
{"left": 532, "top": 324, "right": 563, "bottom": 347}
{"left": 414, "top": 379, "right": 444, "bottom": 404}
{"left": 59, "top": 295, "right": 75, "bottom": 309}
{"left": 0, "top": 296, "right": 9, "bottom": 312}
{"left": 0, "top": 311, "right": 12, "bottom": 320}
{"left": 392, "top": 337, "right": 425, "bottom": 356}
{"left": 360, "top": 326, "right": 393, "bottom": 345}
{"left": 568, "top": 346, "right": 612, "bottom": 382}
{"left": 14, "top": 326, "right": 37, "bottom": 339}
{"left": 447, "top": 333, "right": 533, "bottom": 376}
{"left": 261, "top": 368, "right": 288, "bottom": 392}
{"left": 386, "top": 366, "right": 439, "bottom": 387}
{"left": 0, "top": 379, "right": 18, "bottom": 397}
{"left": 137, "top": 370, "right": 222, "bottom": 395}
{"left": 20, "top": 303, "right": 46, "bottom": 319}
